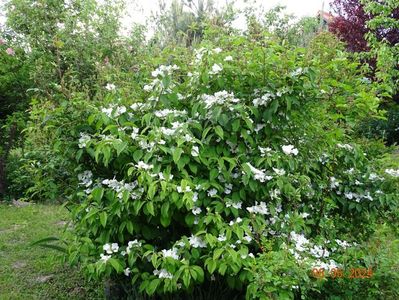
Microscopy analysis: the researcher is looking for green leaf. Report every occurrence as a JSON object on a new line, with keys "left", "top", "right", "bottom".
{"left": 146, "top": 202, "right": 155, "bottom": 216}
{"left": 133, "top": 149, "right": 143, "bottom": 162}
{"left": 173, "top": 148, "right": 183, "bottom": 163}
{"left": 215, "top": 125, "right": 224, "bottom": 139}
{"left": 100, "top": 212, "right": 107, "bottom": 227}
{"left": 109, "top": 258, "right": 123, "bottom": 273}
{"left": 92, "top": 187, "right": 104, "bottom": 202}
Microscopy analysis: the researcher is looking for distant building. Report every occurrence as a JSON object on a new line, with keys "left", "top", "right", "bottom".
{"left": 318, "top": 11, "right": 335, "bottom": 29}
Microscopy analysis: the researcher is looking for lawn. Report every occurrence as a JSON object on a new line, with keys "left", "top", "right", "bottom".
{"left": 0, "top": 203, "right": 103, "bottom": 299}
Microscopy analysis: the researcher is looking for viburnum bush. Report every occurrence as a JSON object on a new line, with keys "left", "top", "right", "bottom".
{"left": 69, "top": 33, "right": 399, "bottom": 299}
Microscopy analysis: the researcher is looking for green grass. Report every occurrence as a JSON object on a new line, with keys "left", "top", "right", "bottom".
{"left": 0, "top": 203, "right": 104, "bottom": 299}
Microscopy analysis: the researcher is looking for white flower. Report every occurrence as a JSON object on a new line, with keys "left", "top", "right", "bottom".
{"left": 217, "top": 234, "right": 227, "bottom": 242}
{"left": 78, "top": 170, "right": 93, "bottom": 187}
{"left": 290, "top": 231, "right": 309, "bottom": 252}
{"left": 188, "top": 235, "right": 207, "bottom": 248}
{"left": 253, "top": 93, "right": 274, "bottom": 107}
{"left": 385, "top": 168, "right": 399, "bottom": 177}
{"left": 153, "top": 269, "right": 173, "bottom": 279}
{"left": 229, "top": 217, "right": 243, "bottom": 226}
{"left": 161, "top": 248, "right": 179, "bottom": 260}
{"left": 224, "top": 55, "right": 233, "bottom": 61}
{"left": 191, "top": 146, "right": 199, "bottom": 157}
{"left": 270, "top": 189, "right": 281, "bottom": 200}
{"left": 213, "top": 47, "right": 222, "bottom": 53}
{"left": 78, "top": 133, "right": 91, "bottom": 148}
{"left": 177, "top": 185, "right": 192, "bottom": 193}
{"left": 259, "top": 147, "right": 272, "bottom": 158}
{"left": 246, "top": 163, "right": 272, "bottom": 182}
{"left": 207, "top": 188, "right": 217, "bottom": 197}
{"left": 273, "top": 168, "right": 286, "bottom": 176}
{"left": 192, "top": 207, "right": 202, "bottom": 215}
{"left": 105, "top": 83, "right": 116, "bottom": 91}
{"left": 337, "top": 143, "right": 353, "bottom": 151}
{"left": 300, "top": 212, "right": 310, "bottom": 218}
{"left": 124, "top": 268, "right": 131, "bottom": 276}
{"left": 111, "top": 243, "right": 119, "bottom": 253}
{"left": 282, "top": 145, "right": 299, "bottom": 156}
{"left": 192, "top": 192, "right": 198, "bottom": 202}
{"left": 330, "top": 177, "right": 340, "bottom": 189}
{"left": 210, "top": 63, "right": 223, "bottom": 74}
{"left": 247, "top": 202, "right": 269, "bottom": 215}
{"left": 143, "top": 84, "right": 152, "bottom": 92}
{"left": 226, "top": 200, "right": 242, "bottom": 209}
{"left": 126, "top": 239, "right": 142, "bottom": 254}
{"left": 243, "top": 235, "right": 252, "bottom": 243}
{"left": 100, "top": 253, "right": 111, "bottom": 262}
{"left": 103, "top": 243, "right": 112, "bottom": 254}
{"left": 201, "top": 90, "right": 239, "bottom": 109}
{"left": 135, "top": 161, "right": 153, "bottom": 170}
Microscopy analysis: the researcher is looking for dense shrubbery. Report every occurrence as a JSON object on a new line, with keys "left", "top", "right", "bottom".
{"left": 1, "top": 0, "right": 399, "bottom": 299}
{"left": 67, "top": 31, "right": 399, "bottom": 298}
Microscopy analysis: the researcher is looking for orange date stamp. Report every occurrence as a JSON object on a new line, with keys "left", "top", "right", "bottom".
{"left": 311, "top": 267, "right": 373, "bottom": 279}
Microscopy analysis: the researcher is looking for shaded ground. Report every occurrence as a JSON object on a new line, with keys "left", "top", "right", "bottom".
{"left": 0, "top": 203, "right": 103, "bottom": 299}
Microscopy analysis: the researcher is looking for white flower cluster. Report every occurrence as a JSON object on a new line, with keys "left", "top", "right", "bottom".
{"left": 273, "top": 168, "right": 286, "bottom": 176}
{"left": 151, "top": 64, "right": 179, "bottom": 78}
{"left": 226, "top": 200, "right": 242, "bottom": 209}
{"left": 127, "top": 239, "right": 142, "bottom": 254}
{"left": 188, "top": 235, "right": 207, "bottom": 248}
{"left": 144, "top": 64, "right": 179, "bottom": 92}
{"left": 103, "top": 242, "right": 119, "bottom": 254}
{"left": 344, "top": 191, "right": 373, "bottom": 202}
{"left": 78, "top": 170, "right": 93, "bottom": 187}
{"left": 247, "top": 202, "right": 269, "bottom": 215}
{"left": 329, "top": 177, "right": 340, "bottom": 189}
{"left": 259, "top": 146, "right": 273, "bottom": 157}
{"left": 201, "top": 90, "right": 240, "bottom": 109}
{"left": 161, "top": 248, "right": 179, "bottom": 260}
{"left": 385, "top": 168, "right": 399, "bottom": 177}
{"left": 78, "top": 132, "right": 91, "bottom": 148}
{"left": 253, "top": 92, "right": 274, "bottom": 107}
{"left": 135, "top": 161, "right": 154, "bottom": 170}
{"left": 153, "top": 269, "right": 173, "bottom": 279}
{"left": 159, "top": 121, "right": 185, "bottom": 137}
{"left": 311, "top": 259, "right": 339, "bottom": 272}
{"left": 209, "top": 63, "right": 223, "bottom": 75}
{"left": 105, "top": 83, "right": 116, "bottom": 91}
{"left": 246, "top": 163, "right": 273, "bottom": 182}
{"left": 337, "top": 143, "right": 353, "bottom": 151}
{"left": 154, "top": 109, "right": 187, "bottom": 118}
{"left": 101, "top": 104, "right": 127, "bottom": 118}
{"left": 282, "top": 145, "right": 299, "bottom": 156}
{"left": 102, "top": 178, "right": 140, "bottom": 199}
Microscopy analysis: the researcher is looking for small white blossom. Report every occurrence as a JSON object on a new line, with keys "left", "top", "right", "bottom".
{"left": 100, "top": 253, "right": 111, "bottom": 262}
{"left": 282, "top": 145, "right": 299, "bottom": 156}
{"left": 188, "top": 235, "right": 206, "bottom": 248}
{"left": 124, "top": 268, "right": 131, "bottom": 276}
{"left": 153, "top": 269, "right": 173, "bottom": 279}
{"left": 207, "top": 188, "right": 218, "bottom": 197}
{"left": 247, "top": 202, "right": 269, "bottom": 215}
{"left": 224, "top": 55, "right": 233, "bottom": 61}
{"left": 209, "top": 63, "right": 223, "bottom": 74}
{"left": 105, "top": 83, "right": 116, "bottom": 91}
{"left": 161, "top": 248, "right": 179, "bottom": 260}
{"left": 135, "top": 161, "right": 153, "bottom": 170}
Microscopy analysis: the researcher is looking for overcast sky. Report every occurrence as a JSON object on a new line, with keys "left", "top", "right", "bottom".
{"left": 119, "top": 0, "right": 331, "bottom": 35}
{"left": 1, "top": 0, "right": 331, "bottom": 33}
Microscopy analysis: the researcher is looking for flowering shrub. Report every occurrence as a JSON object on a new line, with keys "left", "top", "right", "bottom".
{"left": 69, "top": 35, "right": 399, "bottom": 298}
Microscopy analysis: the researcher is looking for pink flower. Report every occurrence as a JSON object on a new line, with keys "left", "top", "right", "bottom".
{"left": 0, "top": 39, "right": 5, "bottom": 45}
{"left": 6, "top": 48, "right": 15, "bottom": 56}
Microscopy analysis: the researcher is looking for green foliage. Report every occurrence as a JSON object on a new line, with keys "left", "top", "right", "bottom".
{"left": 68, "top": 30, "right": 399, "bottom": 298}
